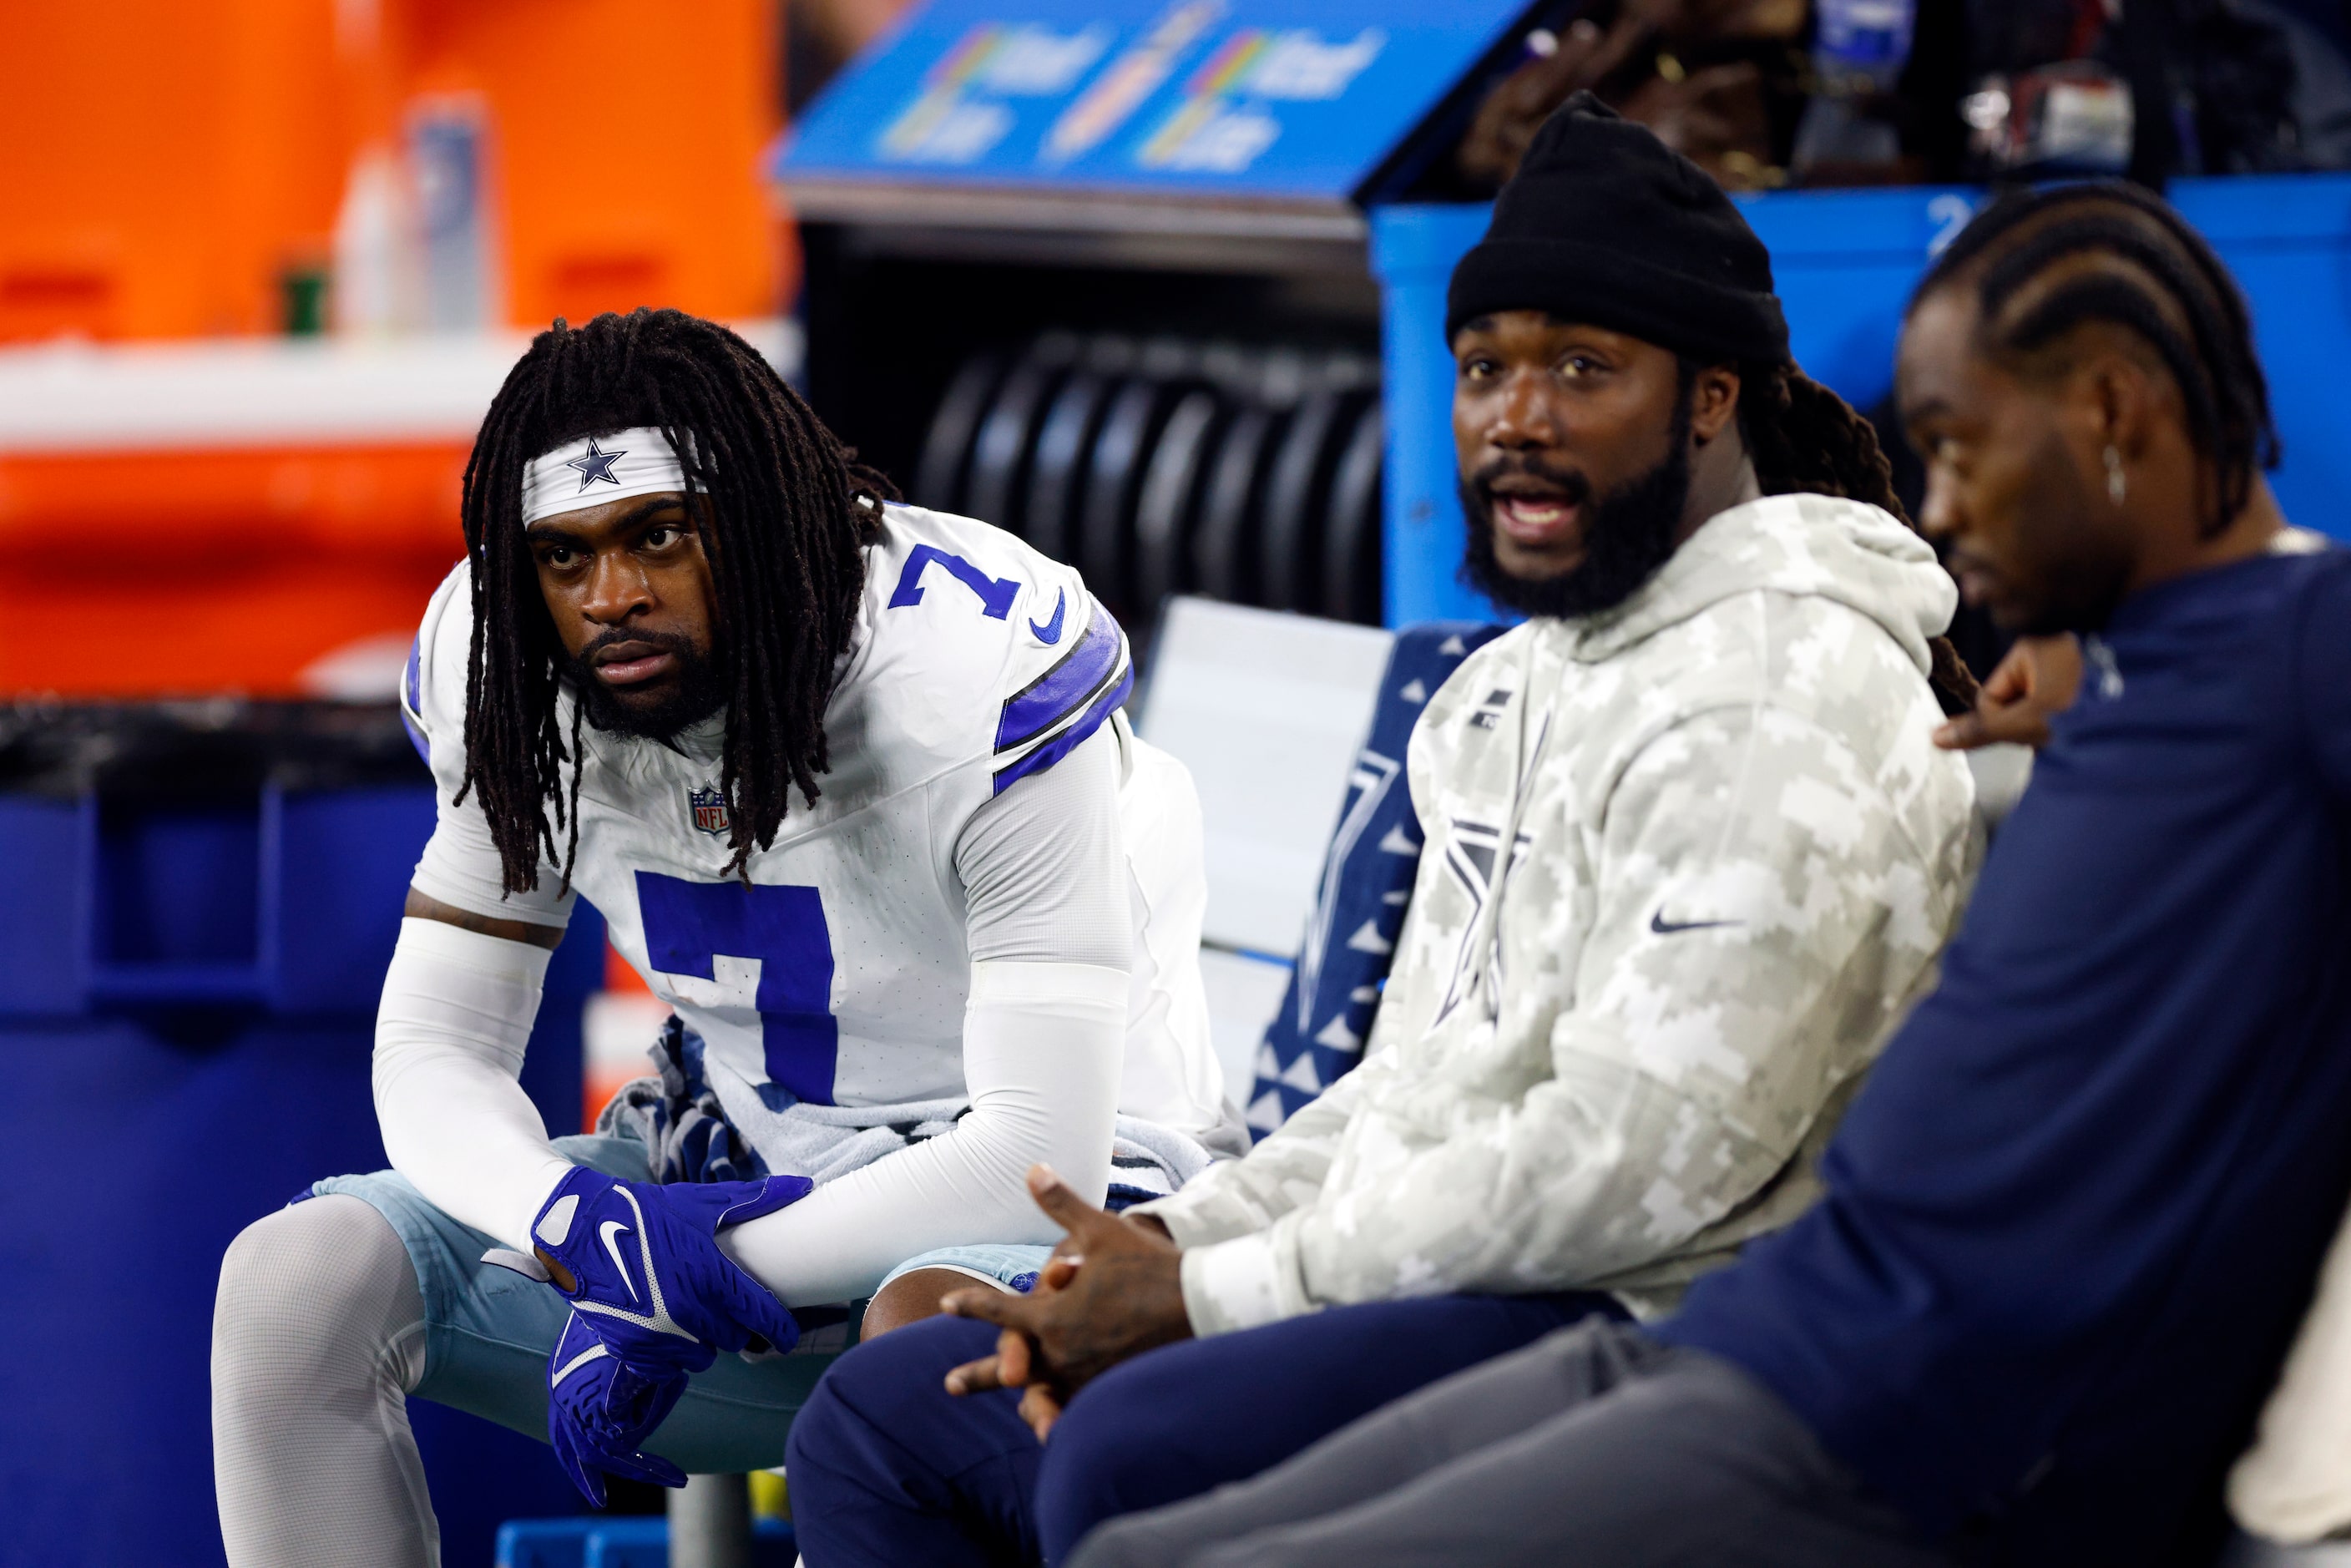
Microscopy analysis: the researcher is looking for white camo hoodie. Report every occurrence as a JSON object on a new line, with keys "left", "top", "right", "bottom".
{"left": 1137, "top": 493, "right": 1983, "bottom": 1329}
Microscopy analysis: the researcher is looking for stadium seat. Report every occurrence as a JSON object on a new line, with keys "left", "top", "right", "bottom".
{"left": 1132, "top": 597, "right": 1397, "bottom": 1100}
{"left": 1133, "top": 599, "right": 1503, "bottom": 1132}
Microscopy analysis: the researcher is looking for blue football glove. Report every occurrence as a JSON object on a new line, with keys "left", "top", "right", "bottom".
{"left": 523, "top": 1166, "right": 811, "bottom": 1372}
{"left": 545, "top": 1308, "right": 690, "bottom": 1506}
{"left": 483, "top": 1166, "right": 811, "bottom": 1506}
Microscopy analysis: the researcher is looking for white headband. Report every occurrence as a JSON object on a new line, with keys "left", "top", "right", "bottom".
{"left": 521, "top": 427, "right": 698, "bottom": 525}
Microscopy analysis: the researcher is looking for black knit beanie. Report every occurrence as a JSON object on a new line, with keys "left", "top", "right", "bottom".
{"left": 1445, "top": 94, "right": 1788, "bottom": 365}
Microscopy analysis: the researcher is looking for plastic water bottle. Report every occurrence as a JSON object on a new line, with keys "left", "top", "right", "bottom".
{"left": 1793, "top": 0, "right": 1916, "bottom": 173}
{"left": 1818, "top": 0, "right": 1915, "bottom": 89}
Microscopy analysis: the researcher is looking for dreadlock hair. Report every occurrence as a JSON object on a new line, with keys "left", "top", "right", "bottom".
{"left": 1724, "top": 357, "right": 1983, "bottom": 716}
{"left": 1911, "top": 180, "right": 2279, "bottom": 539}
{"left": 457, "top": 307, "right": 897, "bottom": 896}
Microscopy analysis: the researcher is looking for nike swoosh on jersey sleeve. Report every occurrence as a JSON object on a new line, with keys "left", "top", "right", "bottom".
{"left": 995, "top": 601, "right": 1127, "bottom": 752}
{"left": 991, "top": 602, "right": 1133, "bottom": 795}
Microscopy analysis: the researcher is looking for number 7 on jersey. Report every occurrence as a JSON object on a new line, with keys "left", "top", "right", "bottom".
{"left": 634, "top": 872, "right": 840, "bottom": 1105}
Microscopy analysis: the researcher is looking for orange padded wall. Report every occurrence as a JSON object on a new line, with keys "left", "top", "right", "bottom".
{"left": 0, "top": 0, "right": 784, "bottom": 341}
{"left": 0, "top": 442, "right": 471, "bottom": 696}
{"left": 0, "top": 0, "right": 786, "bottom": 698}
{"left": 0, "top": 0, "right": 346, "bottom": 341}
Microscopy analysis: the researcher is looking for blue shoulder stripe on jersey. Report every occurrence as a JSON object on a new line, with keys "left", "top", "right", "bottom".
{"left": 991, "top": 662, "right": 1134, "bottom": 796}
{"left": 399, "top": 638, "right": 429, "bottom": 766}
{"left": 995, "top": 602, "right": 1126, "bottom": 752}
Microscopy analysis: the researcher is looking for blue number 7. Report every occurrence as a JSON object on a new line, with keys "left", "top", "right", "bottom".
{"left": 888, "top": 545, "right": 1020, "bottom": 619}
{"left": 635, "top": 872, "right": 839, "bottom": 1105}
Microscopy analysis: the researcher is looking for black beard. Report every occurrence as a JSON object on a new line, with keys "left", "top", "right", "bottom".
{"left": 1459, "top": 424, "right": 1694, "bottom": 621}
{"left": 565, "top": 629, "right": 727, "bottom": 742}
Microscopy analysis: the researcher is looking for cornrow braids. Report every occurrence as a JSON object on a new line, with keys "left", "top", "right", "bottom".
{"left": 456, "top": 308, "right": 895, "bottom": 896}
{"left": 1913, "top": 181, "right": 2278, "bottom": 537}
{"left": 1731, "top": 359, "right": 1983, "bottom": 716}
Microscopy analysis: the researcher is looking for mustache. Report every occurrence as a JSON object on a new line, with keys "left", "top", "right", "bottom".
{"left": 577, "top": 626, "right": 698, "bottom": 664}
{"left": 1468, "top": 456, "right": 1594, "bottom": 510}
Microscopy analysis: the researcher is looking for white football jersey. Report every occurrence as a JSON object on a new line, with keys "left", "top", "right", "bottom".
{"left": 400, "top": 503, "right": 1232, "bottom": 1179}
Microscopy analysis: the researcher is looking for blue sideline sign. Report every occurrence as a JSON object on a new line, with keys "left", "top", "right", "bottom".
{"left": 775, "top": 0, "right": 1534, "bottom": 200}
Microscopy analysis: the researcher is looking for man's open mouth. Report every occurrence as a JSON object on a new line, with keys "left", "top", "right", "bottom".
{"left": 1484, "top": 477, "right": 1590, "bottom": 549}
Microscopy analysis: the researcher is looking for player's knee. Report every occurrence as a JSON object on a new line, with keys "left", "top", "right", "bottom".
{"left": 215, "top": 1195, "right": 414, "bottom": 1371}
{"left": 828, "top": 1313, "right": 999, "bottom": 1421}
{"left": 791, "top": 1315, "right": 1003, "bottom": 1479}
{"left": 861, "top": 1267, "right": 976, "bottom": 1339}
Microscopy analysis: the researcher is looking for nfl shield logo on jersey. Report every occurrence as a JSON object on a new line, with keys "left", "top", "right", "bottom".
{"left": 688, "top": 784, "right": 731, "bottom": 837}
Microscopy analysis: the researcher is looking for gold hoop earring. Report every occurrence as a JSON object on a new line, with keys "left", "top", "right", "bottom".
{"left": 2104, "top": 445, "right": 2127, "bottom": 506}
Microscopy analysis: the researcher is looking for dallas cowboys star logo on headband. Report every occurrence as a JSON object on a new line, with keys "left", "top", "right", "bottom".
{"left": 521, "top": 427, "right": 701, "bottom": 525}
{"left": 565, "top": 438, "right": 628, "bottom": 492}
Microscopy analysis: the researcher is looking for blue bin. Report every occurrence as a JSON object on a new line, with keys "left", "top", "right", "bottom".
{"left": 0, "top": 703, "right": 606, "bottom": 1568}
{"left": 496, "top": 1514, "right": 798, "bottom": 1568}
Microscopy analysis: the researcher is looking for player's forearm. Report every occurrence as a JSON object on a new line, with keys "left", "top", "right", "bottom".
{"left": 720, "top": 961, "right": 1125, "bottom": 1307}
{"left": 372, "top": 916, "right": 572, "bottom": 1251}
{"left": 377, "top": 1050, "right": 574, "bottom": 1252}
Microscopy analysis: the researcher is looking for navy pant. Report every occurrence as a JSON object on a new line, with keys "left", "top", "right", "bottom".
{"left": 786, "top": 1291, "right": 1622, "bottom": 1568}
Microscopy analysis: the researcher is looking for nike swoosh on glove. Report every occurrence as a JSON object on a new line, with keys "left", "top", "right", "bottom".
{"left": 523, "top": 1166, "right": 811, "bottom": 1373}
{"left": 545, "top": 1309, "right": 690, "bottom": 1507}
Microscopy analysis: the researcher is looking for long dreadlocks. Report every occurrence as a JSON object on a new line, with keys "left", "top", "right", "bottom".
{"left": 1729, "top": 359, "right": 1984, "bottom": 716}
{"left": 1912, "top": 181, "right": 2279, "bottom": 539}
{"left": 457, "top": 308, "right": 895, "bottom": 895}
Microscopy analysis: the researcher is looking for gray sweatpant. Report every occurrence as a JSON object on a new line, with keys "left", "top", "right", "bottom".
{"left": 1068, "top": 1319, "right": 1958, "bottom": 1568}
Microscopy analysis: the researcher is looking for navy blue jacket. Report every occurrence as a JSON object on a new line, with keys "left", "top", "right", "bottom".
{"left": 1661, "top": 549, "right": 2351, "bottom": 1565}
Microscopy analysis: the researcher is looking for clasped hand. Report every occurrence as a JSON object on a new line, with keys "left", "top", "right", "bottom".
{"left": 493, "top": 1167, "right": 810, "bottom": 1505}
{"left": 936, "top": 1164, "right": 1190, "bottom": 1440}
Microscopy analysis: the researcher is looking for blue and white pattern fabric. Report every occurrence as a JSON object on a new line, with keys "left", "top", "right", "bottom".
{"left": 1246, "top": 623, "right": 1506, "bottom": 1137}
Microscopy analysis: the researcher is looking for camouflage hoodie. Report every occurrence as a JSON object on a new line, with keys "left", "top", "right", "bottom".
{"left": 1137, "top": 493, "right": 1983, "bottom": 1330}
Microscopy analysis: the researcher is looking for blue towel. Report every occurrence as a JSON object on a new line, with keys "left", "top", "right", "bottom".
{"left": 1245, "top": 622, "right": 1505, "bottom": 1137}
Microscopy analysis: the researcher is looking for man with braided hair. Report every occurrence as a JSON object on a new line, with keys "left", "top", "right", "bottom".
{"left": 210, "top": 308, "right": 1240, "bottom": 1566}
{"left": 784, "top": 95, "right": 1984, "bottom": 1567}
{"left": 1069, "top": 181, "right": 2351, "bottom": 1568}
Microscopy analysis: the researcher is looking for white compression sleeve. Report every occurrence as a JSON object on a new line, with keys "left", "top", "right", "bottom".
{"left": 956, "top": 725, "right": 1132, "bottom": 969}
{"left": 372, "top": 916, "right": 572, "bottom": 1253}
{"left": 717, "top": 959, "right": 1125, "bottom": 1307}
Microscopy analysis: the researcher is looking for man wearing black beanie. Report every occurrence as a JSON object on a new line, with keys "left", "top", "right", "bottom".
{"left": 1441, "top": 94, "right": 1974, "bottom": 690}
{"left": 786, "top": 98, "right": 1985, "bottom": 1568}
